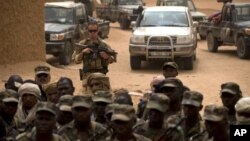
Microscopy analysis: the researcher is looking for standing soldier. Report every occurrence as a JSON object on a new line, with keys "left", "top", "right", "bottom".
{"left": 34, "top": 65, "right": 51, "bottom": 87}
{"left": 162, "top": 62, "right": 178, "bottom": 78}
{"left": 92, "top": 90, "right": 112, "bottom": 125}
{"left": 134, "top": 93, "right": 170, "bottom": 140}
{"left": 34, "top": 65, "right": 51, "bottom": 101}
{"left": 16, "top": 102, "right": 65, "bottom": 141}
{"left": 203, "top": 105, "right": 229, "bottom": 141}
{"left": 73, "top": 20, "right": 116, "bottom": 91}
{"left": 111, "top": 104, "right": 151, "bottom": 141}
{"left": 0, "top": 91, "right": 19, "bottom": 140}
{"left": 220, "top": 82, "right": 242, "bottom": 124}
{"left": 56, "top": 95, "right": 73, "bottom": 132}
{"left": 58, "top": 95, "right": 110, "bottom": 141}
{"left": 181, "top": 91, "right": 206, "bottom": 141}
{"left": 235, "top": 97, "right": 250, "bottom": 125}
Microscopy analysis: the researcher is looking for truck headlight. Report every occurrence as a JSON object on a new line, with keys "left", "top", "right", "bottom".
{"left": 131, "top": 35, "right": 145, "bottom": 44}
{"left": 244, "top": 28, "right": 250, "bottom": 35}
{"left": 176, "top": 35, "right": 192, "bottom": 44}
{"left": 50, "top": 33, "right": 65, "bottom": 41}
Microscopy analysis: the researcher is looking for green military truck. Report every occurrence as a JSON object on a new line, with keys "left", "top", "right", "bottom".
{"left": 199, "top": 1, "right": 250, "bottom": 59}
{"left": 96, "top": 0, "right": 145, "bottom": 29}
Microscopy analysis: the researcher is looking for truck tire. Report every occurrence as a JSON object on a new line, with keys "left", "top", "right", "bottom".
{"left": 120, "top": 16, "right": 130, "bottom": 29}
{"left": 237, "top": 36, "right": 250, "bottom": 59}
{"left": 130, "top": 56, "right": 141, "bottom": 70}
{"left": 207, "top": 33, "right": 219, "bottom": 52}
{"left": 183, "top": 56, "right": 194, "bottom": 70}
{"left": 59, "top": 41, "right": 73, "bottom": 65}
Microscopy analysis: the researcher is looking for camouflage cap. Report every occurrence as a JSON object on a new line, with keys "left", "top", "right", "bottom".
{"left": 111, "top": 104, "right": 135, "bottom": 121}
{"left": 34, "top": 65, "right": 50, "bottom": 75}
{"left": 146, "top": 93, "right": 169, "bottom": 112}
{"left": 105, "top": 103, "right": 119, "bottom": 116}
{"left": 203, "top": 104, "right": 228, "bottom": 122}
{"left": 160, "top": 77, "right": 183, "bottom": 88}
{"left": 2, "top": 89, "right": 19, "bottom": 103}
{"left": 182, "top": 91, "right": 203, "bottom": 107}
{"left": 93, "top": 90, "right": 112, "bottom": 103}
{"left": 235, "top": 97, "right": 250, "bottom": 113}
{"left": 221, "top": 82, "right": 241, "bottom": 96}
{"left": 163, "top": 61, "right": 178, "bottom": 70}
{"left": 36, "top": 102, "right": 58, "bottom": 116}
{"left": 72, "top": 95, "right": 93, "bottom": 108}
{"left": 58, "top": 95, "right": 73, "bottom": 112}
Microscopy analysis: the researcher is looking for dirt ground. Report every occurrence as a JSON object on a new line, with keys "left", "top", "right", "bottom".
{"left": 1, "top": 0, "right": 250, "bottom": 107}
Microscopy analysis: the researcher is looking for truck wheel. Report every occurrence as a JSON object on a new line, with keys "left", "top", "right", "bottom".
{"left": 207, "top": 33, "right": 219, "bottom": 52}
{"left": 120, "top": 17, "right": 130, "bottom": 29}
{"left": 59, "top": 41, "right": 73, "bottom": 65}
{"left": 130, "top": 56, "right": 141, "bottom": 70}
{"left": 237, "top": 36, "right": 250, "bottom": 59}
{"left": 183, "top": 56, "right": 194, "bottom": 70}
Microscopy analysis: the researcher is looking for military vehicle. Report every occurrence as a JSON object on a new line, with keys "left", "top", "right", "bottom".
{"left": 199, "top": 1, "right": 250, "bottom": 59}
{"left": 129, "top": 6, "right": 198, "bottom": 70}
{"left": 96, "top": 0, "right": 145, "bottom": 29}
{"left": 44, "top": 1, "right": 110, "bottom": 65}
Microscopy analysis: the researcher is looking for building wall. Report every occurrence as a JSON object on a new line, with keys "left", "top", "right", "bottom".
{"left": 0, "top": 0, "right": 60, "bottom": 65}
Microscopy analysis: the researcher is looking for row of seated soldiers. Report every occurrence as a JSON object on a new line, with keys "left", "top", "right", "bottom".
{"left": 0, "top": 63, "right": 249, "bottom": 141}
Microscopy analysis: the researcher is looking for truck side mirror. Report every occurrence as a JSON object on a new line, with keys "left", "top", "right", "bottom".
{"left": 78, "top": 18, "right": 85, "bottom": 24}
{"left": 143, "top": 2, "right": 146, "bottom": 6}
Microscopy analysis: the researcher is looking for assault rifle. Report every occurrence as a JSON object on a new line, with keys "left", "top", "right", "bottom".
{"left": 75, "top": 43, "right": 117, "bottom": 80}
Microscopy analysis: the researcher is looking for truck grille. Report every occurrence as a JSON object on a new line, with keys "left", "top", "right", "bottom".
{"left": 145, "top": 36, "right": 177, "bottom": 46}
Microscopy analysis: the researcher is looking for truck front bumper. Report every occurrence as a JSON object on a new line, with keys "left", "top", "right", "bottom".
{"left": 129, "top": 43, "right": 195, "bottom": 59}
{"left": 46, "top": 42, "right": 65, "bottom": 54}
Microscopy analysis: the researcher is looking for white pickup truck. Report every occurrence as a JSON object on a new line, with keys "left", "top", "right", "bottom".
{"left": 129, "top": 6, "right": 198, "bottom": 70}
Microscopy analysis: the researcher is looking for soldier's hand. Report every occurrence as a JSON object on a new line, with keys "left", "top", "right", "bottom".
{"left": 82, "top": 48, "right": 93, "bottom": 54}
{"left": 99, "top": 51, "right": 109, "bottom": 59}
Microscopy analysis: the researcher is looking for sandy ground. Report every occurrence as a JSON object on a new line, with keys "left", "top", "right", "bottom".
{"left": 1, "top": 0, "right": 250, "bottom": 107}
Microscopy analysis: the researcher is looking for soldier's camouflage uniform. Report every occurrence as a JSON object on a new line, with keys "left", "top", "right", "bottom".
{"left": 73, "top": 38, "right": 115, "bottom": 89}
{"left": 58, "top": 121, "right": 110, "bottom": 141}
{"left": 16, "top": 128, "right": 65, "bottom": 141}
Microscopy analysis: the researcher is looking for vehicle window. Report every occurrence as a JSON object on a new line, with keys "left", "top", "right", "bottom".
{"left": 162, "top": 0, "right": 186, "bottom": 6}
{"left": 139, "top": 11, "right": 189, "bottom": 27}
{"left": 236, "top": 6, "right": 250, "bottom": 21}
{"left": 45, "top": 7, "right": 73, "bottom": 24}
{"left": 118, "top": 0, "right": 142, "bottom": 5}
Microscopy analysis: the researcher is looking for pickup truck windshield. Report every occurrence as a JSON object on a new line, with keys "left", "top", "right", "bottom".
{"left": 236, "top": 6, "right": 250, "bottom": 21}
{"left": 119, "top": 0, "right": 142, "bottom": 5}
{"left": 45, "top": 7, "right": 73, "bottom": 24}
{"left": 139, "top": 11, "right": 189, "bottom": 27}
{"left": 161, "top": 0, "right": 195, "bottom": 11}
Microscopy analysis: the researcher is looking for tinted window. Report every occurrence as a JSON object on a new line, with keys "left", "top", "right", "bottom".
{"left": 139, "top": 11, "right": 189, "bottom": 27}
{"left": 236, "top": 6, "right": 250, "bottom": 21}
{"left": 45, "top": 7, "right": 73, "bottom": 24}
{"left": 118, "top": 0, "right": 142, "bottom": 5}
